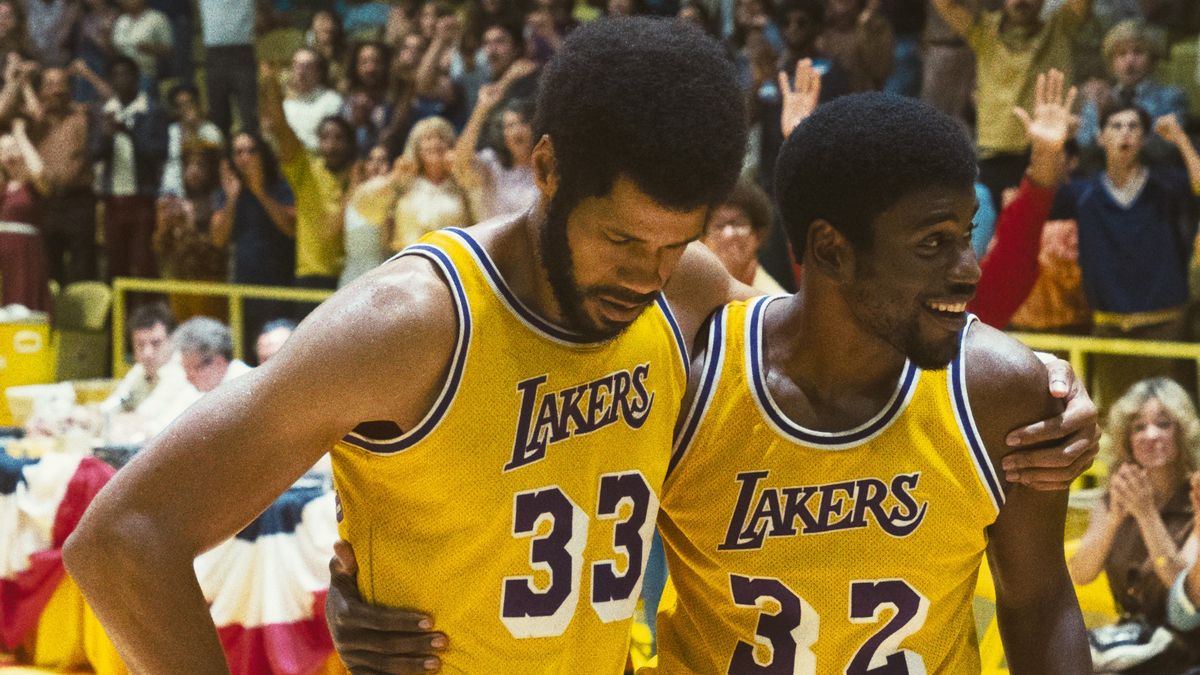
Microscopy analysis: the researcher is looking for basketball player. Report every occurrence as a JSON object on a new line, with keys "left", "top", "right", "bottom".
{"left": 65, "top": 19, "right": 1097, "bottom": 674}
{"left": 650, "top": 93, "right": 1090, "bottom": 672}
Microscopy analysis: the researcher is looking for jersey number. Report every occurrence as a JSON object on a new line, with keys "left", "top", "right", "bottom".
{"left": 500, "top": 471, "right": 657, "bottom": 638}
{"left": 728, "top": 575, "right": 930, "bottom": 675}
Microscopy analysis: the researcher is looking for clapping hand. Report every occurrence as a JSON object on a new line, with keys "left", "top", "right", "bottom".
{"left": 219, "top": 159, "right": 242, "bottom": 199}
{"left": 779, "top": 58, "right": 821, "bottom": 139}
{"left": 1110, "top": 464, "right": 1156, "bottom": 521}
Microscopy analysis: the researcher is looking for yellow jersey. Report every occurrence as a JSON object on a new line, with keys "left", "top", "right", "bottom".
{"left": 331, "top": 227, "right": 688, "bottom": 673}
{"left": 653, "top": 296, "right": 1004, "bottom": 674}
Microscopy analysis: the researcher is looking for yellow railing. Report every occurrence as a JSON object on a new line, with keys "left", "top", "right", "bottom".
{"left": 1009, "top": 332, "right": 1200, "bottom": 386}
{"left": 111, "top": 278, "right": 334, "bottom": 378}
{"left": 106, "top": 278, "right": 1200, "bottom": 383}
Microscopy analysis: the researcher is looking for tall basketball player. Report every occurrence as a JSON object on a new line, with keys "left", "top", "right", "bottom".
{"left": 65, "top": 19, "right": 1097, "bottom": 674}
{"left": 653, "top": 93, "right": 1090, "bottom": 673}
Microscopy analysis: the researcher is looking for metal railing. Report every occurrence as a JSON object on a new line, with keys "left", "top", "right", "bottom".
{"left": 110, "top": 278, "right": 334, "bottom": 377}
{"left": 1009, "top": 332, "right": 1200, "bottom": 385}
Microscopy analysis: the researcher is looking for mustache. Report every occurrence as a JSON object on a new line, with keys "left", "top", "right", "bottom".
{"left": 587, "top": 286, "right": 658, "bottom": 307}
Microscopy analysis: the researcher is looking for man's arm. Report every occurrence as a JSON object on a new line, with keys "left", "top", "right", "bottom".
{"left": 259, "top": 64, "right": 303, "bottom": 165}
{"left": 929, "top": 0, "right": 973, "bottom": 40}
{"left": 1154, "top": 114, "right": 1200, "bottom": 195}
{"left": 966, "top": 323, "right": 1089, "bottom": 673}
{"left": 972, "top": 69, "right": 1075, "bottom": 328}
{"left": 63, "top": 258, "right": 459, "bottom": 673}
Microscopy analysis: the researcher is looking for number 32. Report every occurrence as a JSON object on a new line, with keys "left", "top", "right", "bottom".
{"left": 729, "top": 575, "right": 930, "bottom": 675}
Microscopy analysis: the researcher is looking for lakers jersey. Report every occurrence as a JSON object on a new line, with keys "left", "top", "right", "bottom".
{"left": 331, "top": 228, "right": 688, "bottom": 673}
{"left": 653, "top": 296, "right": 1005, "bottom": 674}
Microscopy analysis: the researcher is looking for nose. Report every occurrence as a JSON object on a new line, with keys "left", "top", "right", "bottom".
{"left": 949, "top": 239, "right": 981, "bottom": 286}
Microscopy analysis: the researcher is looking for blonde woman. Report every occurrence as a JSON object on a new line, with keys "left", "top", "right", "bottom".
{"left": 351, "top": 116, "right": 472, "bottom": 254}
{"left": 1069, "top": 378, "right": 1200, "bottom": 640}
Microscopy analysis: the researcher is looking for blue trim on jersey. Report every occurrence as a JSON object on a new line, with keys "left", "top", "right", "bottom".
{"left": 340, "top": 243, "right": 471, "bottom": 454}
{"left": 949, "top": 315, "right": 1006, "bottom": 511}
{"left": 444, "top": 227, "right": 604, "bottom": 345}
{"left": 667, "top": 306, "right": 726, "bottom": 478}
{"left": 655, "top": 294, "right": 690, "bottom": 382}
{"left": 748, "top": 295, "right": 919, "bottom": 448}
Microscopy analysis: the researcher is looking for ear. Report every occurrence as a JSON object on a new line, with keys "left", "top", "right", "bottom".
{"left": 806, "top": 219, "right": 856, "bottom": 282}
{"left": 531, "top": 134, "right": 558, "bottom": 201}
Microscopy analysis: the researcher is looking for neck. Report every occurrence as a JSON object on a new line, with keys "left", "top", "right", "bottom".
{"left": 1105, "top": 160, "right": 1142, "bottom": 186}
{"left": 511, "top": 204, "right": 574, "bottom": 329}
{"left": 764, "top": 280, "right": 909, "bottom": 427}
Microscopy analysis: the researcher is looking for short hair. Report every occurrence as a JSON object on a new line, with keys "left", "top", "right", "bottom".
{"left": 719, "top": 177, "right": 773, "bottom": 233}
{"left": 1098, "top": 101, "right": 1152, "bottom": 133}
{"left": 167, "top": 82, "right": 200, "bottom": 107}
{"left": 480, "top": 20, "right": 525, "bottom": 54}
{"left": 129, "top": 302, "right": 175, "bottom": 334}
{"left": 108, "top": 55, "right": 140, "bottom": 78}
{"left": 533, "top": 17, "right": 745, "bottom": 212}
{"left": 318, "top": 114, "right": 355, "bottom": 143}
{"left": 259, "top": 318, "right": 296, "bottom": 336}
{"left": 1106, "top": 377, "right": 1200, "bottom": 480}
{"left": 775, "top": 92, "right": 976, "bottom": 258}
{"left": 174, "top": 317, "right": 233, "bottom": 363}
{"left": 1102, "top": 19, "right": 1166, "bottom": 66}
{"left": 776, "top": 0, "right": 823, "bottom": 24}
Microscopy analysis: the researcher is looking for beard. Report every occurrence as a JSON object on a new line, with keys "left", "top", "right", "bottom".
{"left": 538, "top": 191, "right": 656, "bottom": 342}
{"left": 843, "top": 273, "right": 968, "bottom": 371}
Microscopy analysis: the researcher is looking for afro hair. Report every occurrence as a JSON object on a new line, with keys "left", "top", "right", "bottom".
{"left": 775, "top": 92, "right": 977, "bottom": 259}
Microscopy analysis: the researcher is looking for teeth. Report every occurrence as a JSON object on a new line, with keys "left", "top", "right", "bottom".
{"left": 927, "top": 301, "right": 967, "bottom": 313}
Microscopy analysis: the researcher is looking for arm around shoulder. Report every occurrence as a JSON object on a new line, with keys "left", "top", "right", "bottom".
{"left": 662, "top": 242, "right": 757, "bottom": 352}
{"left": 63, "top": 256, "right": 460, "bottom": 674}
{"left": 964, "top": 323, "right": 1090, "bottom": 673}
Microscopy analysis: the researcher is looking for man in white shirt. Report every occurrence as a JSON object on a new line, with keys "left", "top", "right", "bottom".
{"left": 174, "top": 317, "right": 252, "bottom": 393}
{"left": 282, "top": 48, "right": 344, "bottom": 152}
{"left": 112, "top": 0, "right": 172, "bottom": 93}
{"left": 198, "top": 0, "right": 256, "bottom": 136}
{"left": 101, "top": 303, "right": 200, "bottom": 440}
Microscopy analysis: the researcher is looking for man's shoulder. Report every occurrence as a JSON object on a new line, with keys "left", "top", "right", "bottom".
{"left": 962, "top": 320, "right": 1057, "bottom": 458}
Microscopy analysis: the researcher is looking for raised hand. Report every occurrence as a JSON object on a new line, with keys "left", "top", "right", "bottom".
{"left": 778, "top": 58, "right": 821, "bottom": 139}
{"left": 392, "top": 155, "right": 418, "bottom": 185}
{"left": 1014, "top": 68, "right": 1077, "bottom": 153}
{"left": 1153, "top": 113, "right": 1187, "bottom": 146}
{"left": 219, "top": 159, "right": 242, "bottom": 199}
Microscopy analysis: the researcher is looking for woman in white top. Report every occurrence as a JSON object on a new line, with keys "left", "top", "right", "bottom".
{"left": 452, "top": 80, "right": 538, "bottom": 220}
{"left": 337, "top": 144, "right": 391, "bottom": 287}
{"left": 351, "top": 116, "right": 472, "bottom": 255}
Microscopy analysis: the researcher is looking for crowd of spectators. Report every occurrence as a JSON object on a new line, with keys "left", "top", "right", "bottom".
{"left": 0, "top": 0, "right": 1196, "bottom": 357}
{"left": 0, "top": 2, "right": 1197, "bottom": 667}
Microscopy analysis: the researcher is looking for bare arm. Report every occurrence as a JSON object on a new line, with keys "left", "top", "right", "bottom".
{"left": 967, "top": 323, "right": 1090, "bottom": 674}
{"left": 662, "top": 241, "right": 757, "bottom": 350}
{"left": 1154, "top": 114, "right": 1200, "bottom": 195}
{"left": 452, "top": 84, "right": 501, "bottom": 189}
{"left": 251, "top": 185, "right": 297, "bottom": 238}
{"left": 259, "top": 65, "right": 303, "bottom": 164}
{"left": 1067, "top": 499, "right": 1125, "bottom": 585}
{"left": 929, "top": 0, "right": 973, "bottom": 40}
{"left": 63, "top": 258, "right": 458, "bottom": 673}
{"left": 11, "top": 118, "right": 47, "bottom": 194}
{"left": 415, "top": 20, "right": 456, "bottom": 98}
{"left": 1113, "top": 463, "right": 1191, "bottom": 586}
{"left": 69, "top": 58, "right": 115, "bottom": 101}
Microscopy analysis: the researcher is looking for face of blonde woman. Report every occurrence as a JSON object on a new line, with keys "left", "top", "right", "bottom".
{"left": 417, "top": 134, "right": 451, "bottom": 178}
{"left": 1129, "top": 398, "right": 1180, "bottom": 470}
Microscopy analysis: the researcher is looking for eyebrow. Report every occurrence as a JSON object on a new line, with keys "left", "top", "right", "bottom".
{"left": 912, "top": 210, "right": 964, "bottom": 230}
{"left": 607, "top": 225, "right": 701, "bottom": 248}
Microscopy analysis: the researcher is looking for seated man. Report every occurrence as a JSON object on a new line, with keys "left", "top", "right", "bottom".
{"left": 255, "top": 318, "right": 295, "bottom": 365}
{"left": 174, "top": 317, "right": 252, "bottom": 393}
{"left": 101, "top": 302, "right": 199, "bottom": 441}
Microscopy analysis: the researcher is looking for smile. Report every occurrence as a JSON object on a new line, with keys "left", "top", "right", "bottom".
{"left": 926, "top": 301, "right": 967, "bottom": 313}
